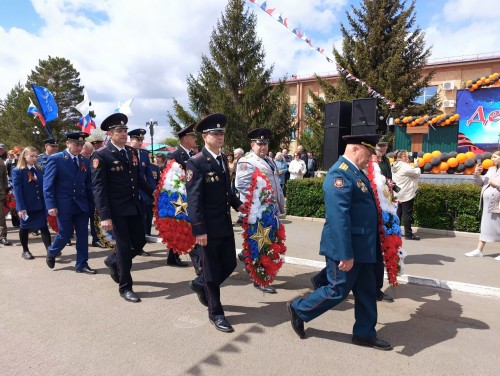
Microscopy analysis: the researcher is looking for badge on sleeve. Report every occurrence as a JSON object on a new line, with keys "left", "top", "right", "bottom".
{"left": 186, "top": 169, "right": 193, "bottom": 182}
{"left": 92, "top": 159, "right": 99, "bottom": 169}
{"left": 334, "top": 178, "right": 344, "bottom": 189}
{"left": 239, "top": 163, "right": 247, "bottom": 172}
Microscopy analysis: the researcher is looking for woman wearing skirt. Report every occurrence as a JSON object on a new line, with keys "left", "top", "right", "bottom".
{"left": 11, "top": 147, "right": 52, "bottom": 260}
{"left": 465, "top": 150, "right": 500, "bottom": 260}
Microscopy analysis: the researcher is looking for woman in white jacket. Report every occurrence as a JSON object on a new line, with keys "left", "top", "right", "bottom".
{"left": 391, "top": 150, "right": 421, "bottom": 240}
{"left": 289, "top": 152, "right": 307, "bottom": 180}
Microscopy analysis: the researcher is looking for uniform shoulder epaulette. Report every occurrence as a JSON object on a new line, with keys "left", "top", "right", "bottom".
{"left": 192, "top": 152, "right": 203, "bottom": 159}
{"left": 339, "top": 162, "right": 349, "bottom": 171}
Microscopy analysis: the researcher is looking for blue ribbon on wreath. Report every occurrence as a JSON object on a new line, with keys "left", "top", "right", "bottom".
{"left": 157, "top": 191, "right": 191, "bottom": 221}
{"left": 381, "top": 211, "right": 402, "bottom": 236}
{"left": 247, "top": 204, "right": 280, "bottom": 260}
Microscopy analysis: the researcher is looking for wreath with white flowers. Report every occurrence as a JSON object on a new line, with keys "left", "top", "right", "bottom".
{"left": 154, "top": 159, "right": 195, "bottom": 254}
{"left": 240, "top": 168, "right": 286, "bottom": 287}
{"left": 367, "top": 161, "right": 406, "bottom": 286}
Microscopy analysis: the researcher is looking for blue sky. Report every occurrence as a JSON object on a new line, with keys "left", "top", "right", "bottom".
{"left": 0, "top": 0, "right": 498, "bottom": 140}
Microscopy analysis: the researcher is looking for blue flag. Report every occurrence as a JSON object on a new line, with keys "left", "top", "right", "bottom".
{"left": 32, "top": 85, "right": 58, "bottom": 122}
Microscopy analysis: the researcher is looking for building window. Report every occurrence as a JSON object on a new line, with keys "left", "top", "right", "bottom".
{"left": 414, "top": 86, "right": 438, "bottom": 104}
{"left": 304, "top": 103, "right": 314, "bottom": 116}
{"left": 290, "top": 103, "right": 297, "bottom": 117}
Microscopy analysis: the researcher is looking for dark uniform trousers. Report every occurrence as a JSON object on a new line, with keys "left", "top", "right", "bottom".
{"left": 200, "top": 236, "right": 237, "bottom": 320}
{"left": 292, "top": 257, "right": 378, "bottom": 338}
{"left": 107, "top": 213, "right": 146, "bottom": 292}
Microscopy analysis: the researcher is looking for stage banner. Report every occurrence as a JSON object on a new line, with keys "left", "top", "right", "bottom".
{"left": 457, "top": 88, "right": 500, "bottom": 153}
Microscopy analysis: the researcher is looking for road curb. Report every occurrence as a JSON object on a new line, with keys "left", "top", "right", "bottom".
{"left": 146, "top": 234, "right": 500, "bottom": 298}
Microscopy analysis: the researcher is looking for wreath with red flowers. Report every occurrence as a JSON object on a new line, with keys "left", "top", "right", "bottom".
{"left": 366, "top": 160, "right": 403, "bottom": 286}
{"left": 153, "top": 159, "right": 195, "bottom": 254}
{"left": 240, "top": 168, "right": 286, "bottom": 287}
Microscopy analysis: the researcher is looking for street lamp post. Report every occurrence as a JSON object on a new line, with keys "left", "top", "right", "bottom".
{"left": 32, "top": 125, "right": 41, "bottom": 146}
{"left": 146, "top": 119, "right": 158, "bottom": 158}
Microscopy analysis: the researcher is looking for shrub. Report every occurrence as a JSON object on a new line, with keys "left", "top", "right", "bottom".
{"left": 286, "top": 178, "right": 325, "bottom": 218}
{"left": 414, "top": 183, "right": 481, "bottom": 232}
{"left": 286, "top": 179, "right": 482, "bottom": 233}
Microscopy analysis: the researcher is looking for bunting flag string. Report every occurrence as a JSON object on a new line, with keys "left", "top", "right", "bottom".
{"left": 248, "top": 0, "right": 396, "bottom": 109}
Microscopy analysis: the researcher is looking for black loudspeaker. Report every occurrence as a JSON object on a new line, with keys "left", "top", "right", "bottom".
{"left": 323, "top": 101, "right": 352, "bottom": 170}
{"left": 351, "top": 98, "right": 377, "bottom": 134}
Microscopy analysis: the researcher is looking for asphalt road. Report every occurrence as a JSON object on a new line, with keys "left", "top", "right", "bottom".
{"left": 1, "top": 232, "right": 500, "bottom": 376}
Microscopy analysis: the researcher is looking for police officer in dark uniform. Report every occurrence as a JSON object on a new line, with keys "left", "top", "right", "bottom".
{"left": 186, "top": 113, "right": 245, "bottom": 333}
{"left": 37, "top": 138, "right": 59, "bottom": 169}
{"left": 91, "top": 113, "right": 154, "bottom": 303}
{"left": 128, "top": 128, "right": 156, "bottom": 252}
{"left": 287, "top": 134, "right": 393, "bottom": 351}
{"left": 43, "top": 132, "right": 95, "bottom": 273}
{"left": 166, "top": 123, "right": 198, "bottom": 269}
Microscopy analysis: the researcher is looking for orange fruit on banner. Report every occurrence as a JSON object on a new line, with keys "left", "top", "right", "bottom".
{"left": 464, "top": 167, "right": 475, "bottom": 175}
{"left": 482, "top": 159, "right": 494, "bottom": 169}
{"left": 447, "top": 157, "right": 458, "bottom": 168}
{"left": 465, "top": 151, "right": 475, "bottom": 159}
{"left": 456, "top": 153, "right": 467, "bottom": 163}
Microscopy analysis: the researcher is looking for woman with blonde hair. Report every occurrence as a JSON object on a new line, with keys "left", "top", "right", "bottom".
{"left": 465, "top": 150, "right": 500, "bottom": 260}
{"left": 11, "top": 146, "right": 52, "bottom": 260}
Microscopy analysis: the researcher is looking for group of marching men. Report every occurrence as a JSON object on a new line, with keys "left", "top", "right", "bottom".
{"left": 5, "top": 111, "right": 395, "bottom": 348}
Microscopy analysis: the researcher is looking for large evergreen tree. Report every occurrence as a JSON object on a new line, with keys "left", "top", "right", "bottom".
{"left": 333, "top": 0, "right": 436, "bottom": 120}
{"left": 0, "top": 83, "right": 45, "bottom": 149}
{"left": 302, "top": 0, "right": 437, "bottom": 160}
{"left": 25, "top": 56, "right": 85, "bottom": 142}
{"left": 168, "top": 0, "right": 293, "bottom": 151}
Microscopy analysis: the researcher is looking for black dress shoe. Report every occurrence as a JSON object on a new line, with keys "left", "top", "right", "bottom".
{"left": 167, "top": 252, "right": 189, "bottom": 267}
{"left": 91, "top": 241, "right": 105, "bottom": 248}
{"left": 0, "top": 238, "right": 12, "bottom": 246}
{"left": 104, "top": 258, "right": 119, "bottom": 283}
{"left": 189, "top": 281, "right": 208, "bottom": 307}
{"left": 377, "top": 291, "right": 394, "bottom": 302}
{"left": 352, "top": 335, "right": 393, "bottom": 351}
{"left": 46, "top": 255, "right": 55, "bottom": 269}
{"left": 67, "top": 240, "right": 72, "bottom": 246}
{"left": 405, "top": 234, "right": 420, "bottom": 240}
{"left": 31, "top": 231, "right": 39, "bottom": 236}
{"left": 237, "top": 252, "right": 245, "bottom": 263}
{"left": 209, "top": 317, "right": 234, "bottom": 333}
{"left": 287, "top": 302, "right": 305, "bottom": 339}
{"left": 253, "top": 283, "right": 277, "bottom": 294}
{"left": 120, "top": 290, "right": 141, "bottom": 303}
{"left": 195, "top": 267, "right": 203, "bottom": 276}
{"left": 22, "top": 251, "right": 34, "bottom": 260}
{"left": 76, "top": 265, "right": 97, "bottom": 274}
{"left": 139, "top": 250, "right": 151, "bottom": 256}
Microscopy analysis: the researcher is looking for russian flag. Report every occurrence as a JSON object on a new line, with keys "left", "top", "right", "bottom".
{"left": 76, "top": 113, "right": 96, "bottom": 134}
{"left": 27, "top": 98, "right": 46, "bottom": 126}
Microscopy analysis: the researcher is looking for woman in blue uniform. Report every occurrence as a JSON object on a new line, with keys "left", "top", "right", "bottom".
{"left": 12, "top": 147, "right": 52, "bottom": 260}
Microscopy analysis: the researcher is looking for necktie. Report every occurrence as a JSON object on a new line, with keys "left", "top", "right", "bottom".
{"left": 30, "top": 167, "right": 37, "bottom": 180}
{"left": 120, "top": 149, "right": 128, "bottom": 162}
{"left": 265, "top": 157, "right": 275, "bottom": 173}
{"left": 216, "top": 155, "right": 224, "bottom": 172}
{"left": 73, "top": 156, "right": 78, "bottom": 169}
{"left": 189, "top": 150, "right": 194, "bottom": 157}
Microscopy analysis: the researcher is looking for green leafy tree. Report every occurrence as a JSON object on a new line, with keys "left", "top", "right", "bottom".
{"left": 169, "top": 0, "right": 293, "bottom": 151}
{"left": 0, "top": 83, "right": 46, "bottom": 150}
{"left": 161, "top": 137, "right": 180, "bottom": 147}
{"left": 25, "top": 56, "right": 85, "bottom": 142}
